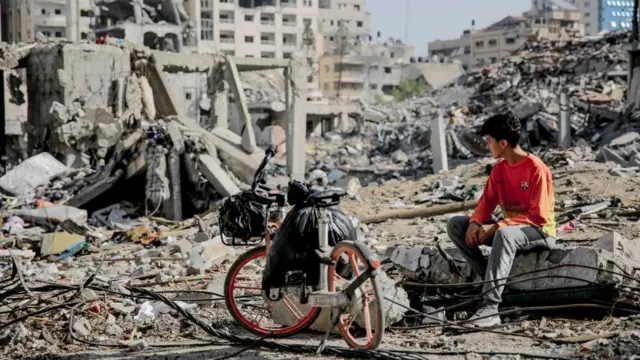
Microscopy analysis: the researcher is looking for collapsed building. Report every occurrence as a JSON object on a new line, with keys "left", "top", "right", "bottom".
{"left": 0, "top": 39, "right": 315, "bottom": 221}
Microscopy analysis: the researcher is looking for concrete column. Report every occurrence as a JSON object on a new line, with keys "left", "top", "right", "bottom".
{"left": 431, "top": 110, "right": 448, "bottom": 174}
{"left": 339, "top": 111, "right": 349, "bottom": 132}
{"left": 285, "top": 59, "right": 308, "bottom": 181}
{"left": 558, "top": 91, "right": 571, "bottom": 148}
{"left": 66, "top": 0, "right": 78, "bottom": 42}
{"left": 133, "top": 0, "right": 143, "bottom": 24}
{"left": 224, "top": 57, "right": 257, "bottom": 153}
{"left": 628, "top": 49, "right": 640, "bottom": 110}
{"left": 209, "top": 61, "right": 228, "bottom": 129}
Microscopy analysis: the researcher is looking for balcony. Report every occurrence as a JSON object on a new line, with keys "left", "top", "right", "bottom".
{"left": 281, "top": 0, "right": 297, "bottom": 7}
{"left": 219, "top": 11, "right": 235, "bottom": 24}
{"left": 282, "top": 15, "right": 297, "bottom": 26}
{"left": 220, "top": 31, "right": 235, "bottom": 44}
{"left": 260, "top": 33, "right": 276, "bottom": 46}
{"left": 282, "top": 34, "right": 297, "bottom": 47}
{"left": 218, "top": 0, "right": 236, "bottom": 9}
{"left": 260, "top": 14, "right": 275, "bottom": 26}
{"left": 34, "top": 14, "right": 66, "bottom": 28}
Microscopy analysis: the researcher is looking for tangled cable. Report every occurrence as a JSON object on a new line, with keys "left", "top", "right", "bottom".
{"left": 2, "top": 255, "right": 639, "bottom": 360}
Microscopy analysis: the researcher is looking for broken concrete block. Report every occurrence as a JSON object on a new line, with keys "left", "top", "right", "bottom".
{"left": 0, "top": 153, "right": 67, "bottom": 196}
{"left": 596, "top": 146, "right": 628, "bottom": 167}
{"left": 594, "top": 232, "right": 640, "bottom": 261}
{"left": 198, "top": 154, "right": 241, "bottom": 197}
{"left": 334, "top": 177, "right": 362, "bottom": 197}
{"left": 40, "top": 232, "right": 85, "bottom": 256}
{"left": 609, "top": 132, "right": 640, "bottom": 147}
{"left": 0, "top": 249, "right": 35, "bottom": 259}
{"left": 186, "top": 238, "right": 233, "bottom": 275}
{"left": 12, "top": 205, "right": 88, "bottom": 226}
{"left": 390, "top": 243, "right": 640, "bottom": 297}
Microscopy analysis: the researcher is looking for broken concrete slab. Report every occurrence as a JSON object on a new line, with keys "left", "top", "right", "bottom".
{"left": 389, "top": 242, "right": 640, "bottom": 296}
{"left": 596, "top": 146, "right": 629, "bottom": 167}
{"left": 197, "top": 154, "right": 241, "bottom": 197}
{"left": 0, "top": 153, "right": 67, "bottom": 196}
{"left": 12, "top": 205, "right": 88, "bottom": 226}
{"left": 225, "top": 57, "right": 257, "bottom": 154}
{"left": 594, "top": 231, "right": 640, "bottom": 261}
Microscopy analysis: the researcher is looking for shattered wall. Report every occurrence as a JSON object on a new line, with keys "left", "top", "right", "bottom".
{"left": 163, "top": 71, "right": 209, "bottom": 127}
{"left": 26, "top": 44, "right": 131, "bottom": 151}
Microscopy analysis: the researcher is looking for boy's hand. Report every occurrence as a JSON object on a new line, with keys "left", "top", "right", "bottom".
{"left": 478, "top": 224, "right": 498, "bottom": 244}
{"left": 465, "top": 222, "right": 481, "bottom": 247}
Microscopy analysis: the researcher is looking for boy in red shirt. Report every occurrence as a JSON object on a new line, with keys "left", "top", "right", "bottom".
{"left": 446, "top": 112, "right": 556, "bottom": 327}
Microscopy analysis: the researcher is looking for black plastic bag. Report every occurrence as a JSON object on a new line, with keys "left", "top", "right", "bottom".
{"left": 262, "top": 203, "right": 357, "bottom": 288}
{"left": 218, "top": 190, "right": 267, "bottom": 243}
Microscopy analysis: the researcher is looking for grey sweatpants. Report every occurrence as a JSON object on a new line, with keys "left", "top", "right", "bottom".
{"left": 446, "top": 215, "right": 555, "bottom": 306}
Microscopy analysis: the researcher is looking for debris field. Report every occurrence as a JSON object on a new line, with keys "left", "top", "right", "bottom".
{"left": 3, "top": 31, "right": 640, "bottom": 360}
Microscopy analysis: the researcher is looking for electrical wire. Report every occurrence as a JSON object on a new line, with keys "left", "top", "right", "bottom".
{"left": 1, "top": 257, "right": 638, "bottom": 360}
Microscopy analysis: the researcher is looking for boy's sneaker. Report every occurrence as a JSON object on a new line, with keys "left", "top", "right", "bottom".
{"left": 467, "top": 305, "right": 501, "bottom": 328}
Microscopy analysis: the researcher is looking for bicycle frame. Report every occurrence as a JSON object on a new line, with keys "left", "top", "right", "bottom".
{"left": 265, "top": 203, "right": 287, "bottom": 253}
{"left": 317, "top": 206, "right": 331, "bottom": 293}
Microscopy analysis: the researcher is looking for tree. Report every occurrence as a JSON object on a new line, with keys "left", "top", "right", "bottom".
{"left": 392, "top": 79, "right": 425, "bottom": 102}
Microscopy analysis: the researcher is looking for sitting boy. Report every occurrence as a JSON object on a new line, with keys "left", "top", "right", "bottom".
{"left": 446, "top": 112, "right": 556, "bottom": 327}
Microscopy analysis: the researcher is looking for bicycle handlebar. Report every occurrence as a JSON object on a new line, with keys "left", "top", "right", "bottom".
{"left": 250, "top": 144, "right": 278, "bottom": 203}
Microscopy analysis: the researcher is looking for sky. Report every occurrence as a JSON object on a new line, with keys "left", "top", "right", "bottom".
{"left": 366, "top": 0, "right": 531, "bottom": 56}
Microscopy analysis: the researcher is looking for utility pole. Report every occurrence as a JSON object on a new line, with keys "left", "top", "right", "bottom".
{"left": 628, "top": 0, "right": 640, "bottom": 107}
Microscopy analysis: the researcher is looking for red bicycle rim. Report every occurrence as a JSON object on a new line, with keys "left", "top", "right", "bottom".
{"left": 226, "top": 248, "right": 320, "bottom": 336}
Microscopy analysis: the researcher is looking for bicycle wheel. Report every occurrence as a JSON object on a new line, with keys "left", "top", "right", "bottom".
{"left": 224, "top": 245, "right": 321, "bottom": 337}
{"left": 327, "top": 241, "right": 385, "bottom": 350}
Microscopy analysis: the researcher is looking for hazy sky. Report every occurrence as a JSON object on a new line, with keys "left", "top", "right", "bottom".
{"left": 367, "top": 0, "right": 531, "bottom": 55}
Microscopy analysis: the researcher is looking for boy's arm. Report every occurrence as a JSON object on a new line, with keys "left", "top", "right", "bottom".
{"left": 498, "top": 167, "right": 551, "bottom": 228}
{"left": 469, "top": 171, "right": 499, "bottom": 225}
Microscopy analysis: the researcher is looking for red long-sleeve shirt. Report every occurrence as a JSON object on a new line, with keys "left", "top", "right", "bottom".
{"left": 469, "top": 154, "right": 556, "bottom": 237}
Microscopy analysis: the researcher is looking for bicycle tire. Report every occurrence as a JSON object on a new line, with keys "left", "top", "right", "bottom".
{"left": 224, "top": 245, "right": 321, "bottom": 338}
{"left": 328, "top": 240, "right": 385, "bottom": 350}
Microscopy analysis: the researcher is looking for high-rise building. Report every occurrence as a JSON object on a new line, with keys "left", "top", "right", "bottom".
{"left": 3, "top": 0, "right": 94, "bottom": 43}
{"left": 318, "top": 0, "right": 371, "bottom": 55}
{"left": 532, "top": 0, "right": 635, "bottom": 36}
{"left": 184, "top": 0, "right": 322, "bottom": 58}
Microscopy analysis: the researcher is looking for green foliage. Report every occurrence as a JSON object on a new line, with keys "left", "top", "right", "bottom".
{"left": 392, "top": 79, "right": 425, "bottom": 102}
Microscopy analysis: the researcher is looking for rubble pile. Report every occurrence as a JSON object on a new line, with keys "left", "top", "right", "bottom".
{"left": 304, "top": 31, "right": 637, "bottom": 186}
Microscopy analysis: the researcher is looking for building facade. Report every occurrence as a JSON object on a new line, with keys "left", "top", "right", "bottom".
{"left": 4, "top": 0, "right": 93, "bottom": 43}
{"left": 318, "top": 0, "right": 371, "bottom": 55}
{"left": 532, "top": 0, "right": 635, "bottom": 36}
{"left": 318, "top": 53, "right": 407, "bottom": 99}
{"left": 429, "top": 6, "right": 582, "bottom": 70}
{"left": 184, "top": 0, "right": 322, "bottom": 58}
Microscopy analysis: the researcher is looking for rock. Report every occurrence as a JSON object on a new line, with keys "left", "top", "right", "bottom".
{"left": 391, "top": 150, "right": 409, "bottom": 163}
{"left": 72, "top": 317, "right": 92, "bottom": 337}
{"left": 355, "top": 271, "right": 409, "bottom": 328}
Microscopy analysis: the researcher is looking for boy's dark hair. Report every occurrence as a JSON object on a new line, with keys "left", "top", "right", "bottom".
{"left": 480, "top": 112, "right": 522, "bottom": 147}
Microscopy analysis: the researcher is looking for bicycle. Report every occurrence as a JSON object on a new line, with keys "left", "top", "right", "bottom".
{"left": 220, "top": 146, "right": 385, "bottom": 350}
{"left": 221, "top": 146, "right": 320, "bottom": 338}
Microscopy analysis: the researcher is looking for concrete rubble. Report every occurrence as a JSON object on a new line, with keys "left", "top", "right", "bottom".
{"left": 3, "top": 29, "right": 640, "bottom": 359}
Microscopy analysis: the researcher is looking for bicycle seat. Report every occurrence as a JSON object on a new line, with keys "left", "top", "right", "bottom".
{"left": 306, "top": 188, "right": 347, "bottom": 206}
